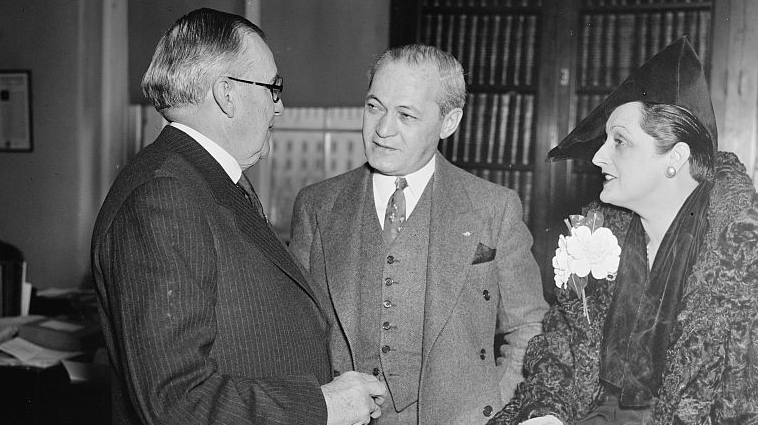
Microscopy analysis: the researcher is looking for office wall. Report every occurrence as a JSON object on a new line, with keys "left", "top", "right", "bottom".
{"left": 261, "top": 0, "right": 390, "bottom": 106}
{"left": 128, "top": 0, "right": 244, "bottom": 103}
{"left": 0, "top": 1, "right": 111, "bottom": 289}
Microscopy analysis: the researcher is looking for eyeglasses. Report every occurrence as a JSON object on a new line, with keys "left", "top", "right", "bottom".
{"left": 227, "top": 75, "right": 283, "bottom": 103}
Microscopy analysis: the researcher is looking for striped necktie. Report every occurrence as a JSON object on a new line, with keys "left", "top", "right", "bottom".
{"left": 237, "top": 172, "right": 267, "bottom": 221}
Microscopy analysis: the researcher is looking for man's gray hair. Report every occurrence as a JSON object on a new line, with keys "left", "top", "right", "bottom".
{"left": 368, "top": 44, "right": 466, "bottom": 116}
{"left": 141, "top": 8, "right": 265, "bottom": 112}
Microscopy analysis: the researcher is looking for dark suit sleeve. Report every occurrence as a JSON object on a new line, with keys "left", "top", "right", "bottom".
{"left": 494, "top": 190, "right": 548, "bottom": 401}
{"left": 99, "top": 177, "right": 326, "bottom": 425}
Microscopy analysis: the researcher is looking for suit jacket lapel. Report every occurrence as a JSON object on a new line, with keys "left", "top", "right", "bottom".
{"left": 161, "top": 126, "right": 316, "bottom": 301}
{"left": 423, "top": 155, "right": 483, "bottom": 360}
{"left": 320, "top": 166, "right": 372, "bottom": 355}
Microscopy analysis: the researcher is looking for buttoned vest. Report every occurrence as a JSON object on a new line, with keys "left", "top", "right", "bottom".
{"left": 355, "top": 177, "right": 433, "bottom": 414}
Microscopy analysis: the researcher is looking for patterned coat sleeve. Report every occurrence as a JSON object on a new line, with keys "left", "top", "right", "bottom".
{"left": 488, "top": 205, "right": 630, "bottom": 425}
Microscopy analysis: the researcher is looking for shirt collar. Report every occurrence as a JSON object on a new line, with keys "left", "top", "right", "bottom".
{"left": 170, "top": 122, "right": 242, "bottom": 183}
{"left": 372, "top": 153, "right": 436, "bottom": 198}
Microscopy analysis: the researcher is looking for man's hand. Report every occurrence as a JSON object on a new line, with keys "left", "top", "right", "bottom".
{"left": 321, "top": 371, "right": 387, "bottom": 425}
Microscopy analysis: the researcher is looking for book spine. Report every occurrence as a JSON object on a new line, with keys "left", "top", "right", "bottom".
{"left": 496, "top": 92, "right": 511, "bottom": 165}
{"left": 489, "top": 15, "right": 502, "bottom": 86}
{"left": 435, "top": 13, "right": 444, "bottom": 48}
{"left": 509, "top": 93, "right": 522, "bottom": 164}
{"left": 590, "top": 14, "right": 604, "bottom": 88}
{"left": 524, "top": 15, "right": 537, "bottom": 87}
{"left": 486, "top": 94, "right": 500, "bottom": 164}
{"left": 501, "top": 15, "right": 513, "bottom": 86}
{"left": 466, "top": 15, "right": 479, "bottom": 86}
{"left": 512, "top": 14, "right": 525, "bottom": 87}
{"left": 637, "top": 13, "right": 649, "bottom": 66}
{"left": 663, "top": 11, "right": 674, "bottom": 46}
{"left": 521, "top": 94, "right": 534, "bottom": 165}
{"left": 457, "top": 14, "right": 468, "bottom": 65}
{"left": 650, "top": 12, "right": 662, "bottom": 55}
{"left": 423, "top": 13, "right": 434, "bottom": 44}
{"left": 604, "top": 14, "right": 616, "bottom": 87}
{"left": 617, "top": 14, "right": 634, "bottom": 81}
{"left": 477, "top": 16, "right": 491, "bottom": 86}
{"left": 580, "top": 14, "right": 591, "bottom": 88}
{"left": 446, "top": 14, "right": 457, "bottom": 59}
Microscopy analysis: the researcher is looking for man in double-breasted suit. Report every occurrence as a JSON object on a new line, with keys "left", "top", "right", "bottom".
{"left": 290, "top": 45, "right": 548, "bottom": 425}
{"left": 92, "top": 9, "right": 385, "bottom": 425}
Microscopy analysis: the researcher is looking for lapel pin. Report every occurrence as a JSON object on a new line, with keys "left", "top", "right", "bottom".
{"left": 463, "top": 231, "right": 471, "bottom": 237}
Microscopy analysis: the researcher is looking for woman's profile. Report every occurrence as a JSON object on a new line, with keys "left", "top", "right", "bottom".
{"left": 488, "top": 37, "right": 758, "bottom": 425}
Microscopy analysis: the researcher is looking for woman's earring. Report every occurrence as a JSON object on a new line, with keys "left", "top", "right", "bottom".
{"left": 665, "top": 166, "right": 677, "bottom": 178}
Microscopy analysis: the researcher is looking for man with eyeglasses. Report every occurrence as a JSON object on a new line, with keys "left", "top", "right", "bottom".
{"left": 92, "top": 8, "right": 385, "bottom": 425}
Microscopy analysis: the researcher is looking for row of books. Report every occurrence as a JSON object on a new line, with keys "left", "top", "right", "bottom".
{"left": 575, "top": 94, "right": 608, "bottom": 126}
{"left": 582, "top": 0, "right": 711, "bottom": 7}
{"left": 465, "top": 168, "right": 534, "bottom": 224}
{"left": 578, "top": 10, "right": 710, "bottom": 89}
{"left": 570, "top": 169, "right": 604, "bottom": 207}
{"left": 421, "top": 12, "right": 539, "bottom": 87}
{"left": 422, "top": 0, "right": 541, "bottom": 8}
{"left": 440, "top": 92, "right": 536, "bottom": 166}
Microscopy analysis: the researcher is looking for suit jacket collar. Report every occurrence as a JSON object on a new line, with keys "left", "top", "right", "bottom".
{"left": 155, "top": 126, "right": 317, "bottom": 302}
{"left": 321, "top": 155, "right": 484, "bottom": 361}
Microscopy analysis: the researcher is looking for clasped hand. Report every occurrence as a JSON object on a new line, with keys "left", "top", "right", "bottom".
{"left": 321, "top": 371, "right": 387, "bottom": 425}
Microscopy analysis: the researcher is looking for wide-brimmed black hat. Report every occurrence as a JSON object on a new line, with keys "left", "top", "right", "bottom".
{"left": 547, "top": 36, "right": 717, "bottom": 162}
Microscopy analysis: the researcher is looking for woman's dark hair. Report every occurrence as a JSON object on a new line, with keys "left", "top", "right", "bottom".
{"left": 638, "top": 101, "right": 714, "bottom": 182}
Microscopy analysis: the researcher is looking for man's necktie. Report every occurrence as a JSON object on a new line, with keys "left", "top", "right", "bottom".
{"left": 383, "top": 177, "right": 408, "bottom": 244}
{"left": 237, "top": 172, "right": 267, "bottom": 221}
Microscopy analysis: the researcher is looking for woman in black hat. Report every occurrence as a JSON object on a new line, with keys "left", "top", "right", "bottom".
{"left": 488, "top": 37, "right": 758, "bottom": 425}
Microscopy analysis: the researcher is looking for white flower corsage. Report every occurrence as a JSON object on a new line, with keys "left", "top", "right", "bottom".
{"left": 552, "top": 211, "right": 621, "bottom": 323}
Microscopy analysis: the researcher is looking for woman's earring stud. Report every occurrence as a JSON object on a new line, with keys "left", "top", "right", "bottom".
{"left": 665, "top": 165, "right": 677, "bottom": 178}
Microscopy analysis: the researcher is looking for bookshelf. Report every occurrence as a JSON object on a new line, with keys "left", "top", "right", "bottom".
{"left": 390, "top": 0, "right": 714, "bottom": 295}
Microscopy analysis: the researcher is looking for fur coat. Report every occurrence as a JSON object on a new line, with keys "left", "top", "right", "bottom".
{"left": 489, "top": 151, "right": 758, "bottom": 424}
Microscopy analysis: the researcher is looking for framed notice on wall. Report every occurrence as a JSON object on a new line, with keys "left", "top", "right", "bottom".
{"left": 0, "top": 70, "right": 33, "bottom": 152}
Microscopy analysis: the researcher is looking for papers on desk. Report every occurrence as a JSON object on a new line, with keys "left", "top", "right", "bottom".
{"left": 0, "top": 337, "right": 82, "bottom": 368}
{"left": 0, "top": 316, "right": 86, "bottom": 369}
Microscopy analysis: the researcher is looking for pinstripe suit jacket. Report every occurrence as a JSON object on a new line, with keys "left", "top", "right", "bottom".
{"left": 92, "top": 126, "right": 332, "bottom": 425}
{"left": 290, "top": 154, "right": 548, "bottom": 425}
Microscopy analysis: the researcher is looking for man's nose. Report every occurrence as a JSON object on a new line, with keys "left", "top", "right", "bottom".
{"left": 274, "top": 98, "right": 284, "bottom": 116}
{"left": 376, "top": 112, "right": 396, "bottom": 137}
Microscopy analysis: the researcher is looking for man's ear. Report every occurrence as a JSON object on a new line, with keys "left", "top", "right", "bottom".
{"left": 668, "top": 141, "right": 691, "bottom": 173}
{"left": 212, "top": 77, "right": 235, "bottom": 118}
{"left": 440, "top": 107, "right": 463, "bottom": 139}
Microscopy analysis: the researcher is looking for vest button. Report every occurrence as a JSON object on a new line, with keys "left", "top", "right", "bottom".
{"left": 480, "top": 348, "right": 486, "bottom": 360}
{"left": 385, "top": 277, "right": 393, "bottom": 286}
{"left": 387, "top": 255, "right": 395, "bottom": 264}
{"left": 383, "top": 300, "right": 393, "bottom": 308}
{"left": 483, "top": 290, "right": 491, "bottom": 301}
{"left": 382, "top": 321, "right": 392, "bottom": 330}
{"left": 372, "top": 367, "right": 380, "bottom": 376}
{"left": 382, "top": 345, "right": 391, "bottom": 354}
{"left": 483, "top": 405, "right": 493, "bottom": 416}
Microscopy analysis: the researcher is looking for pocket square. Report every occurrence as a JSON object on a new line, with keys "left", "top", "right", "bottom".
{"left": 472, "top": 243, "right": 496, "bottom": 265}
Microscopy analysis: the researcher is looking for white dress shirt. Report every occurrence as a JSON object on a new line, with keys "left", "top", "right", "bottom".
{"left": 372, "top": 154, "right": 436, "bottom": 229}
{"left": 170, "top": 122, "right": 242, "bottom": 184}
